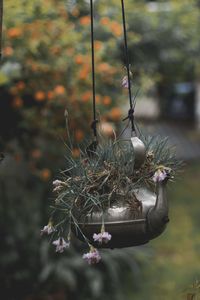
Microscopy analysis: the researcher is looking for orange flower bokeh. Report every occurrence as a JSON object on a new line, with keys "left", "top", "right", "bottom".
{"left": 54, "top": 85, "right": 66, "bottom": 95}
{"left": 40, "top": 168, "right": 51, "bottom": 181}
{"left": 16, "top": 81, "right": 25, "bottom": 91}
{"left": 75, "top": 129, "right": 84, "bottom": 142}
{"left": 7, "top": 27, "right": 22, "bottom": 38}
{"left": 81, "top": 91, "right": 92, "bottom": 103}
{"left": 79, "top": 16, "right": 90, "bottom": 26}
{"left": 35, "top": 91, "right": 46, "bottom": 102}
{"left": 72, "top": 148, "right": 80, "bottom": 158}
{"left": 110, "top": 107, "right": 122, "bottom": 121}
{"left": 100, "top": 17, "right": 110, "bottom": 26}
{"left": 75, "top": 54, "right": 84, "bottom": 65}
{"left": 103, "top": 96, "right": 112, "bottom": 106}
{"left": 12, "top": 97, "right": 23, "bottom": 108}
{"left": 3, "top": 46, "right": 14, "bottom": 57}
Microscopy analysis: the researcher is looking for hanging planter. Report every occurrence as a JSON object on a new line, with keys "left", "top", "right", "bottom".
{"left": 42, "top": 135, "right": 180, "bottom": 263}
{"left": 65, "top": 137, "right": 177, "bottom": 249}
{"left": 41, "top": 0, "right": 182, "bottom": 264}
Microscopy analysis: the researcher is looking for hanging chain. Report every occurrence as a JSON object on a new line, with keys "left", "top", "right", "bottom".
{"left": 88, "top": 0, "right": 135, "bottom": 144}
{"left": 121, "top": 0, "right": 135, "bottom": 133}
{"left": 90, "top": 0, "right": 98, "bottom": 139}
{"left": 86, "top": 0, "right": 98, "bottom": 157}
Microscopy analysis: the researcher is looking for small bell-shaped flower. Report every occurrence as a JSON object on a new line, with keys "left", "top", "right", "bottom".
{"left": 52, "top": 237, "right": 69, "bottom": 253}
{"left": 41, "top": 221, "right": 55, "bottom": 235}
{"left": 93, "top": 225, "right": 112, "bottom": 244}
{"left": 83, "top": 246, "right": 101, "bottom": 265}
{"left": 152, "top": 166, "right": 171, "bottom": 183}
{"left": 52, "top": 179, "right": 65, "bottom": 192}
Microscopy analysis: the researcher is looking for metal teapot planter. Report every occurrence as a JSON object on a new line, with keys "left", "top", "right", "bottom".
{"left": 74, "top": 181, "right": 169, "bottom": 249}
{"left": 73, "top": 144, "right": 170, "bottom": 249}
{"left": 48, "top": 131, "right": 177, "bottom": 256}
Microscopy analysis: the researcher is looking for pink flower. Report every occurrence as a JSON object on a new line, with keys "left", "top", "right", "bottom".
{"left": 53, "top": 186, "right": 62, "bottom": 192}
{"left": 52, "top": 179, "right": 64, "bottom": 192}
{"left": 52, "top": 237, "right": 69, "bottom": 253}
{"left": 93, "top": 231, "right": 112, "bottom": 244}
{"left": 83, "top": 248, "right": 101, "bottom": 265}
{"left": 40, "top": 223, "right": 55, "bottom": 235}
{"left": 122, "top": 75, "right": 129, "bottom": 89}
{"left": 152, "top": 169, "right": 168, "bottom": 183}
{"left": 53, "top": 179, "right": 63, "bottom": 186}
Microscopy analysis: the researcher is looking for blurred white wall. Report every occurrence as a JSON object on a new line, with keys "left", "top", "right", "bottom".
{"left": 135, "top": 96, "right": 160, "bottom": 120}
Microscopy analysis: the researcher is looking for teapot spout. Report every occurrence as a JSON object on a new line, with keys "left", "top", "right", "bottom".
{"left": 147, "top": 180, "right": 169, "bottom": 239}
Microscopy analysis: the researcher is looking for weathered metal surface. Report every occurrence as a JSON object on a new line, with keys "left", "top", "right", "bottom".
{"left": 73, "top": 181, "right": 169, "bottom": 248}
{"left": 131, "top": 136, "right": 146, "bottom": 169}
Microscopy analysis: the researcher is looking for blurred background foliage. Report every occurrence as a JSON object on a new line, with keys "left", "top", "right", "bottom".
{"left": 0, "top": 0, "right": 200, "bottom": 299}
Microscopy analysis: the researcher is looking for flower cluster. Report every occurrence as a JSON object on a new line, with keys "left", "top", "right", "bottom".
{"left": 41, "top": 219, "right": 112, "bottom": 264}
{"left": 82, "top": 228, "right": 112, "bottom": 265}
{"left": 3, "top": 1, "right": 126, "bottom": 182}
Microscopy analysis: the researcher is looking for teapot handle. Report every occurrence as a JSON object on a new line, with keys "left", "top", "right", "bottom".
{"left": 147, "top": 180, "right": 169, "bottom": 239}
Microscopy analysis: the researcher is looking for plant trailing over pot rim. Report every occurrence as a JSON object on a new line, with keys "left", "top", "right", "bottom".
{"left": 41, "top": 131, "right": 181, "bottom": 264}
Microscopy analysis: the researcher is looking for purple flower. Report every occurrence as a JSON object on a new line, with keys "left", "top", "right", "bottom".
{"left": 52, "top": 237, "right": 69, "bottom": 253}
{"left": 83, "top": 248, "right": 101, "bottom": 265}
{"left": 40, "top": 222, "right": 55, "bottom": 235}
{"left": 152, "top": 169, "right": 167, "bottom": 183}
{"left": 93, "top": 231, "right": 112, "bottom": 244}
{"left": 122, "top": 75, "right": 129, "bottom": 89}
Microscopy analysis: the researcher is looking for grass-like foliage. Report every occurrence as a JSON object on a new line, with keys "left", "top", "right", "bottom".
{"left": 50, "top": 131, "right": 181, "bottom": 240}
